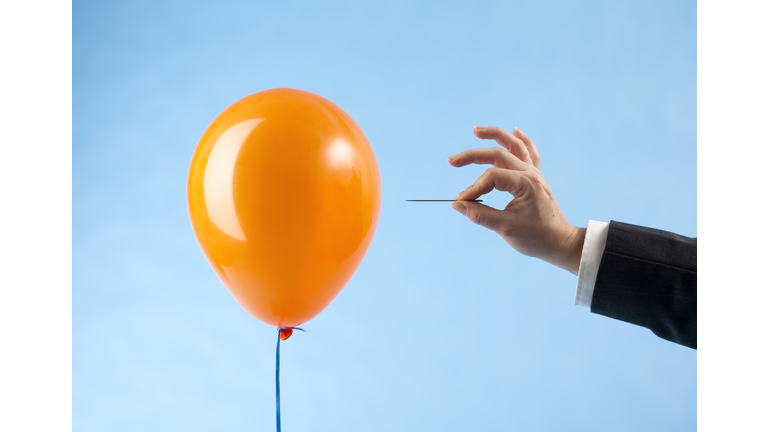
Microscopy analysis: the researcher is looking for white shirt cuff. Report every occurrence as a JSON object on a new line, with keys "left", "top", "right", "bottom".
{"left": 574, "top": 220, "right": 609, "bottom": 308}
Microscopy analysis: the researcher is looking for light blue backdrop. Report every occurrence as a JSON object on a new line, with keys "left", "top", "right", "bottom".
{"left": 74, "top": 1, "right": 696, "bottom": 430}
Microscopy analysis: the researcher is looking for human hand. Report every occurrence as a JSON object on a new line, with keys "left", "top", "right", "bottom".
{"left": 448, "top": 126, "right": 585, "bottom": 275}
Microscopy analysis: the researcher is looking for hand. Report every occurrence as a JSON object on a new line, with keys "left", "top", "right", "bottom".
{"left": 448, "top": 126, "right": 585, "bottom": 275}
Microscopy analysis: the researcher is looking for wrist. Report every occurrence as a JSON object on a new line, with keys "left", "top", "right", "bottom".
{"left": 553, "top": 225, "right": 586, "bottom": 275}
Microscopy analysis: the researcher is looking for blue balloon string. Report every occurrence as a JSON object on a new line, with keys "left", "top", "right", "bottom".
{"left": 276, "top": 327, "right": 305, "bottom": 432}
{"left": 276, "top": 331, "right": 281, "bottom": 432}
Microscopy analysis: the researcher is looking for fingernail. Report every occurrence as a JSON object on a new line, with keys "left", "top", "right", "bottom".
{"left": 515, "top": 127, "right": 523, "bottom": 134}
{"left": 474, "top": 125, "right": 486, "bottom": 131}
{"left": 452, "top": 201, "right": 467, "bottom": 215}
{"left": 455, "top": 191, "right": 464, "bottom": 199}
{"left": 447, "top": 155, "right": 455, "bottom": 162}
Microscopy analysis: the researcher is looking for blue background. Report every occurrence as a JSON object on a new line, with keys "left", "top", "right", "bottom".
{"left": 73, "top": 1, "right": 696, "bottom": 431}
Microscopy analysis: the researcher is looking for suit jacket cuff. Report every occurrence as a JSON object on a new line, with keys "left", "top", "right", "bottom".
{"left": 589, "top": 221, "right": 697, "bottom": 348}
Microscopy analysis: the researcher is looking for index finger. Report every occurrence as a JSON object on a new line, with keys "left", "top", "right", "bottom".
{"left": 456, "top": 167, "right": 527, "bottom": 201}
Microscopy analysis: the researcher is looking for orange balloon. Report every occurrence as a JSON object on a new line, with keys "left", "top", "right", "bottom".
{"left": 187, "top": 88, "right": 381, "bottom": 328}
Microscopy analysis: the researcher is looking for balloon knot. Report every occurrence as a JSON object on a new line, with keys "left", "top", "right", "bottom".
{"left": 278, "top": 327, "right": 305, "bottom": 340}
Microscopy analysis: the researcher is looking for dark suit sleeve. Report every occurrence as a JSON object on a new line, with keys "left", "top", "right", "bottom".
{"left": 590, "top": 221, "right": 697, "bottom": 349}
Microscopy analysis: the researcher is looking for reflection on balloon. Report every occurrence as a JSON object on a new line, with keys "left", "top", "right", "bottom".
{"left": 203, "top": 118, "right": 264, "bottom": 241}
{"left": 327, "top": 139, "right": 355, "bottom": 167}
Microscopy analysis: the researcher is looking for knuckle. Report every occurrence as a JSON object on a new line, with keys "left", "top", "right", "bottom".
{"left": 483, "top": 167, "right": 500, "bottom": 182}
{"left": 468, "top": 209, "right": 485, "bottom": 226}
{"left": 481, "top": 167, "right": 496, "bottom": 181}
{"left": 526, "top": 171, "right": 545, "bottom": 190}
{"left": 498, "top": 224, "right": 516, "bottom": 238}
{"left": 518, "top": 247, "right": 535, "bottom": 257}
{"left": 514, "top": 139, "right": 528, "bottom": 153}
{"left": 508, "top": 142, "right": 525, "bottom": 156}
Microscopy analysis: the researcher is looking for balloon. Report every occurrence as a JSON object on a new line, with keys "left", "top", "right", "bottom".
{"left": 187, "top": 88, "right": 381, "bottom": 328}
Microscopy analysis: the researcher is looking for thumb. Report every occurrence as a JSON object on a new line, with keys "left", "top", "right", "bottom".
{"left": 452, "top": 201, "right": 507, "bottom": 232}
